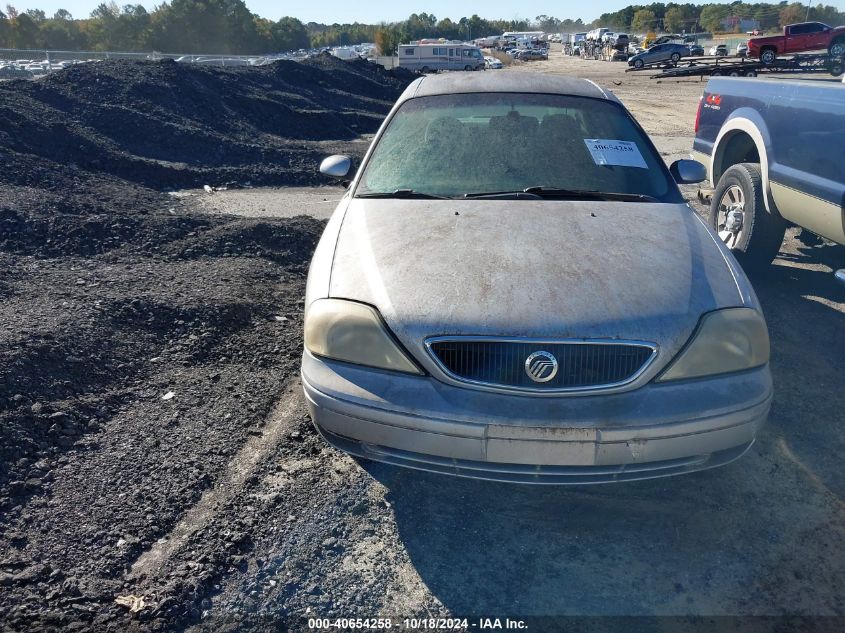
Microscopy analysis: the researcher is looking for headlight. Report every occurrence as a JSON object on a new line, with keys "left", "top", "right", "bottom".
{"left": 304, "top": 299, "right": 422, "bottom": 374}
{"left": 658, "top": 308, "right": 769, "bottom": 382}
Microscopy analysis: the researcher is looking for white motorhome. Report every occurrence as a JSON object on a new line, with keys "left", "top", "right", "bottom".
{"left": 587, "top": 28, "right": 610, "bottom": 41}
{"left": 398, "top": 41, "right": 485, "bottom": 72}
{"left": 502, "top": 31, "right": 545, "bottom": 40}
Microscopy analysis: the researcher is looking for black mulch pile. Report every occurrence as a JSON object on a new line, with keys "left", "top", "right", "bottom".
{"left": 0, "top": 53, "right": 415, "bottom": 190}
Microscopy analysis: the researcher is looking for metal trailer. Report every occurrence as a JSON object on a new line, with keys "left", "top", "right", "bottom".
{"left": 627, "top": 52, "right": 844, "bottom": 79}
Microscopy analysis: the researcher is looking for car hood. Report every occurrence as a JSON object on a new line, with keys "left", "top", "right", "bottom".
{"left": 328, "top": 199, "right": 746, "bottom": 376}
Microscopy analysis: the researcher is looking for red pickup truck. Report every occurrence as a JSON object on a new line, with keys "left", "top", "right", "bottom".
{"left": 747, "top": 21, "right": 845, "bottom": 64}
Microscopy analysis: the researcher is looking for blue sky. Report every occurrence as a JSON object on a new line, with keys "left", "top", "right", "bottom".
{"left": 10, "top": 0, "right": 845, "bottom": 24}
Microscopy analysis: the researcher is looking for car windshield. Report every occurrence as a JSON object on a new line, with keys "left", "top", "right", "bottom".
{"left": 355, "top": 92, "right": 680, "bottom": 201}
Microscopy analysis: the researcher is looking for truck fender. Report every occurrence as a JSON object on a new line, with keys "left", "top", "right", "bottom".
{"left": 711, "top": 109, "right": 779, "bottom": 217}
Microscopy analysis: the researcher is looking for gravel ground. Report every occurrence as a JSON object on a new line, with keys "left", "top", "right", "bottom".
{"left": 1, "top": 51, "right": 844, "bottom": 633}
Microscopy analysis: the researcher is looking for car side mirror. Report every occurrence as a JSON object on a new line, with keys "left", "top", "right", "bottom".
{"left": 670, "top": 159, "right": 706, "bottom": 184}
{"left": 319, "top": 155, "right": 352, "bottom": 179}
{"left": 835, "top": 269, "right": 845, "bottom": 286}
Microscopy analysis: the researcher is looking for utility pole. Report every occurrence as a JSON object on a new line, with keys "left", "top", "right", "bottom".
{"left": 806, "top": 2, "right": 811, "bottom": 21}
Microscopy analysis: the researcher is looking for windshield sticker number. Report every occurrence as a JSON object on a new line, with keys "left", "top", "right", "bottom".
{"left": 584, "top": 139, "right": 648, "bottom": 169}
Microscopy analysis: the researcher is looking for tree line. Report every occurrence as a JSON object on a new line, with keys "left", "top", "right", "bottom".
{"left": 0, "top": 0, "right": 312, "bottom": 53}
{"left": 1, "top": 1, "right": 844, "bottom": 55}
{"left": 596, "top": 3, "right": 844, "bottom": 35}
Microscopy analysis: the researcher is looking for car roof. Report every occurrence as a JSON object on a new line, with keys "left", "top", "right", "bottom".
{"left": 402, "top": 72, "right": 616, "bottom": 103}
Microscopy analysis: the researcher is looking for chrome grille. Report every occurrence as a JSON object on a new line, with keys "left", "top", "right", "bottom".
{"left": 426, "top": 338, "right": 656, "bottom": 392}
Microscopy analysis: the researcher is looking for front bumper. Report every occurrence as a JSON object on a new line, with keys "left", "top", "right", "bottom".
{"left": 301, "top": 352, "right": 772, "bottom": 484}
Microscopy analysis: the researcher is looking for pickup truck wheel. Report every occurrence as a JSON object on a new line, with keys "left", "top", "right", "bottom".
{"left": 709, "top": 163, "right": 786, "bottom": 269}
{"left": 829, "top": 39, "right": 845, "bottom": 58}
{"left": 760, "top": 48, "right": 777, "bottom": 65}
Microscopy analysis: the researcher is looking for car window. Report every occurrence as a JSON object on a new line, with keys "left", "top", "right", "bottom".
{"left": 356, "top": 93, "right": 680, "bottom": 201}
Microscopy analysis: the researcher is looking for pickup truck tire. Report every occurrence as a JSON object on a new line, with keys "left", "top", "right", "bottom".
{"left": 709, "top": 163, "right": 786, "bottom": 269}
{"left": 760, "top": 48, "right": 777, "bottom": 65}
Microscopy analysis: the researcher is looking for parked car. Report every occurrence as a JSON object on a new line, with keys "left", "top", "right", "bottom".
{"left": 748, "top": 21, "right": 845, "bottom": 64}
{"left": 0, "top": 65, "right": 32, "bottom": 78}
{"left": 484, "top": 55, "right": 503, "bottom": 69}
{"left": 515, "top": 49, "right": 547, "bottom": 61}
{"left": 710, "top": 44, "right": 728, "bottom": 56}
{"left": 306, "top": 73, "right": 772, "bottom": 484}
{"left": 687, "top": 44, "right": 705, "bottom": 56}
{"left": 627, "top": 42, "right": 688, "bottom": 68}
{"left": 692, "top": 77, "right": 845, "bottom": 267}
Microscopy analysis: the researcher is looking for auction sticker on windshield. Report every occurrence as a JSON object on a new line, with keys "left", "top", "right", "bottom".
{"left": 584, "top": 139, "right": 648, "bottom": 169}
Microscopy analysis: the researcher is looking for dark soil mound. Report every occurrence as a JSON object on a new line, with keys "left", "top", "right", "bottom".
{"left": 0, "top": 53, "right": 407, "bottom": 632}
{"left": 0, "top": 210, "right": 325, "bottom": 487}
{"left": 0, "top": 53, "right": 414, "bottom": 190}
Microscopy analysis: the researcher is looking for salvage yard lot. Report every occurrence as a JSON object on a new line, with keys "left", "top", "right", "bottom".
{"left": 1, "top": 52, "right": 843, "bottom": 631}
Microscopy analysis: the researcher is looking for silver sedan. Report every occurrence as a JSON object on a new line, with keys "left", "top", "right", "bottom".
{"left": 628, "top": 42, "right": 689, "bottom": 68}
{"left": 301, "top": 73, "right": 772, "bottom": 484}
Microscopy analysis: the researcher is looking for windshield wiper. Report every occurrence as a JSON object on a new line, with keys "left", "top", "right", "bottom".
{"left": 355, "top": 189, "right": 450, "bottom": 200}
{"left": 463, "top": 187, "right": 657, "bottom": 202}
{"left": 461, "top": 190, "right": 544, "bottom": 200}
{"left": 524, "top": 187, "right": 657, "bottom": 202}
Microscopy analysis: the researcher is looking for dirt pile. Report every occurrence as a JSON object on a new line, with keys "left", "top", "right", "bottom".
{"left": 0, "top": 54, "right": 414, "bottom": 190}
{"left": 0, "top": 54, "right": 386, "bottom": 630}
{"left": 0, "top": 199, "right": 326, "bottom": 630}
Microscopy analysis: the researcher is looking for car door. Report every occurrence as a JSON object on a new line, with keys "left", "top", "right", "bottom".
{"left": 785, "top": 23, "right": 811, "bottom": 53}
{"left": 766, "top": 83, "right": 845, "bottom": 243}
{"left": 805, "top": 23, "right": 829, "bottom": 50}
{"left": 648, "top": 44, "right": 667, "bottom": 63}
